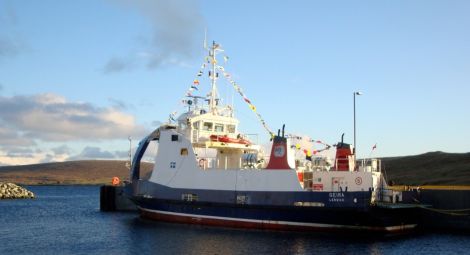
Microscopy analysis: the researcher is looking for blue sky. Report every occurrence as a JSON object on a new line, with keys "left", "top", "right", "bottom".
{"left": 1, "top": 0, "right": 469, "bottom": 165}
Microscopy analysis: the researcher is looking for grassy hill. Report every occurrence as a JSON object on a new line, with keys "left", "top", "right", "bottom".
{"left": 0, "top": 160, "right": 154, "bottom": 185}
{"left": 0, "top": 151, "right": 469, "bottom": 185}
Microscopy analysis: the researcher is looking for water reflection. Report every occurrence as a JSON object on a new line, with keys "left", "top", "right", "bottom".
{"left": 2, "top": 186, "right": 470, "bottom": 255}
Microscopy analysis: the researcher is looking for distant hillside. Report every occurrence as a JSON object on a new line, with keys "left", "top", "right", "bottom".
{"left": 0, "top": 160, "right": 154, "bottom": 185}
{"left": 0, "top": 152, "right": 469, "bottom": 185}
{"left": 381, "top": 151, "right": 470, "bottom": 185}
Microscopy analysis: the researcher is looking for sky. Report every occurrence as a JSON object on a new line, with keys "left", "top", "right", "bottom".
{"left": 1, "top": 0, "right": 469, "bottom": 165}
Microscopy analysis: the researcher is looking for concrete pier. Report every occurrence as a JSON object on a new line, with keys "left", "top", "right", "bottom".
{"left": 406, "top": 189, "right": 470, "bottom": 231}
{"left": 100, "top": 185, "right": 137, "bottom": 212}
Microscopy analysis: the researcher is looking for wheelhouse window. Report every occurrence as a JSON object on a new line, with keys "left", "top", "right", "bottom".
{"left": 203, "top": 122, "right": 213, "bottom": 131}
{"left": 178, "top": 121, "right": 187, "bottom": 130}
{"left": 227, "top": 124, "right": 236, "bottom": 133}
{"left": 214, "top": 123, "right": 224, "bottom": 132}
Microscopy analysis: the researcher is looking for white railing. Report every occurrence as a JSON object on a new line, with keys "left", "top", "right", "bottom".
{"left": 244, "top": 133, "right": 259, "bottom": 145}
{"left": 197, "top": 155, "right": 267, "bottom": 170}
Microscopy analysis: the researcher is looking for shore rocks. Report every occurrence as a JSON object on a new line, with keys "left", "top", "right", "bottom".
{"left": 0, "top": 182, "right": 35, "bottom": 199}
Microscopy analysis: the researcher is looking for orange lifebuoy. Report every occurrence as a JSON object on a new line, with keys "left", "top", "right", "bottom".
{"left": 112, "top": 177, "right": 120, "bottom": 186}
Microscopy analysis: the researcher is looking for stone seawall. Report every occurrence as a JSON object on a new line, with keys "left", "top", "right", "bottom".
{"left": 0, "top": 182, "right": 35, "bottom": 199}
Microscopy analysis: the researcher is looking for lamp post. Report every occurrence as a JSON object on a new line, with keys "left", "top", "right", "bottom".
{"left": 128, "top": 136, "right": 132, "bottom": 168}
{"left": 353, "top": 92, "right": 362, "bottom": 157}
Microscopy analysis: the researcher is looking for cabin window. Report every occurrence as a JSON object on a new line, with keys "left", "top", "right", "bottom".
{"left": 236, "top": 195, "right": 249, "bottom": 204}
{"left": 171, "top": 134, "right": 179, "bottom": 141}
{"left": 214, "top": 123, "right": 224, "bottom": 132}
{"left": 180, "top": 148, "right": 188, "bottom": 156}
{"left": 182, "top": 193, "right": 198, "bottom": 202}
{"left": 192, "top": 121, "right": 200, "bottom": 130}
{"left": 294, "top": 202, "right": 325, "bottom": 207}
{"left": 178, "top": 122, "right": 187, "bottom": 130}
{"left": 203, "top": 122, "right": 213, "bottom": 131}
{"left": 227, "top": 124, "right": 236, "bottom": 133}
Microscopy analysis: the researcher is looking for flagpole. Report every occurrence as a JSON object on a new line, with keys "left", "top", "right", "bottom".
{"left": 353, "top": 91, "right": 362, "bottom": 157}
{"left": 354, "top": 93, "right": 356, "bottom": 155}
{"left": 209, "top": 42, "right": 216, "bottom": 112}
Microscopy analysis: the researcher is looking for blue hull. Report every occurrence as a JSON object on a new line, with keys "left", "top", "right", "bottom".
{"left": 129, "top": 181, "right": 418, "bottom": 232}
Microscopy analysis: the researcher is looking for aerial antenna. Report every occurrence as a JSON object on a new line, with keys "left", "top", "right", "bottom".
{"left": 126, "top": 136, "right": 132, "bottom": 170}
{"left": 203, "top": 28, "right": 208, "bottom": 50}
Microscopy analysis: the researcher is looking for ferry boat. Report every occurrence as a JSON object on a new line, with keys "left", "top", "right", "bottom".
{"left": 127, "top": 41, "right": 418, "bottom": 233}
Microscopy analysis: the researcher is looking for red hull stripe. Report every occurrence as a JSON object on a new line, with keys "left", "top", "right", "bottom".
{"left": 139, "top": 207, "right": 416, "bottom": 233}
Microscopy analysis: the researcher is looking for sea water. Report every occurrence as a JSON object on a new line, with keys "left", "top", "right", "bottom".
{"left": 1, "top": 186, "right": 470, "bottom": 255}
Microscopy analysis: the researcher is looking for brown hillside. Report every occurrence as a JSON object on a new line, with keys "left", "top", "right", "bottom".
{"left": 1, "top": 152, "right": 469, "bottom": 185}
{"left": 381, "top": 151, "right": 470, "bottom": 185}
{"left": 0, "top": 160, "right": 154, "bottom": 185}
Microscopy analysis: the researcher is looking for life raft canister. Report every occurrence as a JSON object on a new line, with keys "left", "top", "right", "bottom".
{"left": 111, "top": 176, "right": 120, "bottom": 186}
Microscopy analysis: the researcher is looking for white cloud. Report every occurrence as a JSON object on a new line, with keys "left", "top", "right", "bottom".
{"left": 0, "top": 2, "right": 27, "bottom": 60}
{"left": 103, "top": 56, "right": 135, "bottom": 73}
{"left": 0, "top": 93, "right": 151, "bottom": 165}
{"left": 0, "top": 149, "right": 48, "bottom": 166}
{"left": 0, "top": 93, "right": 148, "bottom": 141}
{"left": 68, "top": 146, "right": 115, "bottom": 160}
{"left": 51, "top": 145, "right": 71, "bottom": 155}
{"left": 104, "top": 0, "right": 204, "bottom": 72}
{"left": 0, "top": 126, "right": 36, "bottom": 146}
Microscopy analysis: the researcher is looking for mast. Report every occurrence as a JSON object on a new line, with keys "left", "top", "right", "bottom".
{"left": 209, "top": 41, "right": 218, "bottom": 113}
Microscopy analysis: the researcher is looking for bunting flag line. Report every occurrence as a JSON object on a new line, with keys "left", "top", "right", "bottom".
{"left": 169, "top": 60, "right": 210, "bottom": 123}
{"left": 288, "top": 135, "right": 333, "bottom": 155}
{"left": 169, "top": 111, "right": 177, "bottom": 122}
{"left": 169, "top": 50, "right": 274, "bottom": 138}
{"left": 218, "top": 66, "right": 274, "bottom": 137}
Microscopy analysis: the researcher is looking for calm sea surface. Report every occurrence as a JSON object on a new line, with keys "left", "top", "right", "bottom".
{"left": 1, "top": 186, "right": 470, "bottom": 255}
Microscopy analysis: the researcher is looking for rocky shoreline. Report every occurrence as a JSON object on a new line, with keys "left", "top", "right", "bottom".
{"left": 0, "top": 182, "right": 35, "bottom": 199}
